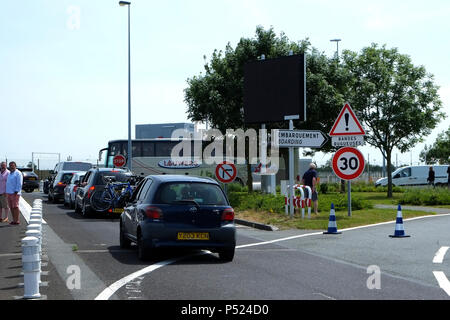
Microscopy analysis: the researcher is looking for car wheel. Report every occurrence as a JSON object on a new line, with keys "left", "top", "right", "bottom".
{"left": 74, "top": 199, "right": 81, "bottom": 213}
{"left": 218, "top": 247, "right": 235, "bottom": 262}
{"left": 82, "top": 201, "right": 91, "bottom": 217}
{"left": 120, "top": 222, "right": 131, "bottom": 249}
{"left": 137, "top": 232, "right": 152, "bottom": 261}
{"left": 26, "top": 188, "right": 33, "bottom": 193}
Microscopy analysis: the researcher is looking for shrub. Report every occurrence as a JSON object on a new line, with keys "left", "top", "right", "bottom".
{"left": 399, "top": 188, "right": 450, "bottom": 206}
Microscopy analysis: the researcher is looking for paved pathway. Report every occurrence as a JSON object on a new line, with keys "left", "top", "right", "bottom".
{"left": 375, "top": 204, "right": 450, "bottom": 214}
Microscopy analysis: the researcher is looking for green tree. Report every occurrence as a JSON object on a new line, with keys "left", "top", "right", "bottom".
{"left": 184, "top": 26, "right": 350, "bottom": 190}
{"left": 420, "top": 128, "right": 450, "bottom": 164}
{"left": 342, "top": 44, "right": 444, "bottom": 197}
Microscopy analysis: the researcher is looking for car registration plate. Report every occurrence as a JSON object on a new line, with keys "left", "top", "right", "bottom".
{"left": 29, "top": 177, "right": 36, "bottom": 180}
{"left": 177, "top": 232, "right": 210, "bottom": 240}
{"left": 113, "top": 208, "right": 124, "bottom": 213}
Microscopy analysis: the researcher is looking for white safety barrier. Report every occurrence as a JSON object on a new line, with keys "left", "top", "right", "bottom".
{"left": 22, "top": 236, "right": 41, "bottom": 299}
{"left": 284, "top": 184, "right": 312, "bottom": 219}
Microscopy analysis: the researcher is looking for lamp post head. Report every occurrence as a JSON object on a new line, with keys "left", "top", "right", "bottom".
{"left": 330, "top": 39, "right": 341, "bottom": 42}
{"left": 119, "top": 1, "right": 131, "bottom": 6}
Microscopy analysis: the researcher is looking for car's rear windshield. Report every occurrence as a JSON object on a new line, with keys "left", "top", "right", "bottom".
{"left": 155, "top": 182, "right": 227, "bottom": 206}
{"left": 71, "top": 174, "right": 85, "bottom": 183}
{"left": 62, "top": 162, "right": 92, "bottom": 171}
{"left": 96, "top": 171, "right": 131, "bottom": 185}
{"left": 61, "top": 173, "right": 74, "bottom": 183}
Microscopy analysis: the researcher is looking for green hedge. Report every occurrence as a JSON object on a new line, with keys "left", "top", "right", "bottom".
{"left": 228, "top": 191, "right": 373, "bottom": 213}
{"left": 319, "top": 182, "right": 405, "bottom": 193}
{"left": 399, "top": 188, "right": 450, "bottom": 206}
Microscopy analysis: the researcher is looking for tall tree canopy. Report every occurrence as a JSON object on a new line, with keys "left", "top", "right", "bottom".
{"left": 342, "top": 44, "right": 444, "bottom": 196}
{"left": 184, "top": 26, "right": 350, "bottom": 189}
{"left": 420, "top": 127, "right": 450, "bottom": 164}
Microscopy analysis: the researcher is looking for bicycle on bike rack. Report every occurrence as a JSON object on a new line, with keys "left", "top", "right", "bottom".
{"left": 90, "top": 177, "right": 134, "bottom": 213}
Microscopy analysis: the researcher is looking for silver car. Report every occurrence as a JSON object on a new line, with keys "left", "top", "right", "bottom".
{"left": 64, "top": 171, "right": 86, "bottom": 208}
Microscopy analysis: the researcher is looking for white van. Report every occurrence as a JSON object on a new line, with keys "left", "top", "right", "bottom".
{"left": 375, "top": 165, "right": 449, "bottom": 187}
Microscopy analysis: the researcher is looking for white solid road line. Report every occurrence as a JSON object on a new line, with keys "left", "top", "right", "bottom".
{"left": 95, "top": 252, "right": 209, "bottom": 300}
{"left": 94, "top": 213, "right": 450, "bottom": 300}
{"left": 433, "top": 246, "right": 450, "bottom": 264}
{"left": 432, "top": 272, "right": 450, "bottom": 296}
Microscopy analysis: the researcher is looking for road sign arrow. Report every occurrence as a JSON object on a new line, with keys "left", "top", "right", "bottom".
{"left": 274, "top": 130, "right": 328, "bottom": 148}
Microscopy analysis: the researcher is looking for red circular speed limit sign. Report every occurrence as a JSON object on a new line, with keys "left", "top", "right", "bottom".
{"left": 332, "top": 147, "right": 365, "bottom": 180}
{"left": 215, "top": 161, "right": 237, "bottom": 184}
{"left": 113, "top": 154, "right": 126, "bottom": 168}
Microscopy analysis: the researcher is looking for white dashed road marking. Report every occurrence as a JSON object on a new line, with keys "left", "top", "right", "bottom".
{"left": 433, "top": 246, "right": 449, "bottom": 264}
{"left": 432, "top": 246, "right": 450, "bottom": 296}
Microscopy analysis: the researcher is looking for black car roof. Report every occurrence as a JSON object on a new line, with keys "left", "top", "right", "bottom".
{"left": 147, "top": 174, "right": 218, "bottom": 185}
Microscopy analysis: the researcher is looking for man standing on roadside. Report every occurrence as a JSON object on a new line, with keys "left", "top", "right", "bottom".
{"left": 0, "top": 162, "right": 10, "bottom": 222}
{"left": 302, "top": 163, "right": 319, "bottom": 215}
{"left": 6, "top": 162, "right": 22, "bottom": 225}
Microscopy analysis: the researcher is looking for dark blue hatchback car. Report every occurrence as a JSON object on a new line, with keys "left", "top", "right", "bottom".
{"left": 120, "top": 175, "right": 236, "bottom": 262}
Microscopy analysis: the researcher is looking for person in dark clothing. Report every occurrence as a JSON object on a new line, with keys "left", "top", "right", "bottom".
{"left": 302, "top": 163, "right": 318, "bottom": 214}
{"left": 427, "top": 166, "right": 435, "bottom": 188}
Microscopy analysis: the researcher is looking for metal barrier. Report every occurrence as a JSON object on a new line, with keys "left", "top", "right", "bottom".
{"left": 284, "top": 184, "right": 312, "bottom": 219}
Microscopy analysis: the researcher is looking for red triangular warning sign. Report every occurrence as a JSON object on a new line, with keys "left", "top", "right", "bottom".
{"left": 329, "top": 103, "right": 365, "bottom": 136}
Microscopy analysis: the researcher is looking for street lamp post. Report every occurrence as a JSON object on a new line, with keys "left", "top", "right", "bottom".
{"left": 330, "top": 38, "right": 341, "bottom": 59}
{"left": 119, "top": 1, "right": 132, "bottom": 172}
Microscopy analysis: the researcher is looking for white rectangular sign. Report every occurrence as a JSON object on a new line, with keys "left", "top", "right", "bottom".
{"left": 331, "top": 135, "right": 365, "bottom": 147}
{"left": 274, "top": 130, "right": 327, "bottom": 148}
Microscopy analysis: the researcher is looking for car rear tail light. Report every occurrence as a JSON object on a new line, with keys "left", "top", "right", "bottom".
{"left": 222, "top": 208, "right": 234, "bottom": 221}
{"left": 145, "top": 206, "right": 163, "bottom": 220}
{"left": 87, "top": 186, "right": 95, "bottom": 198}
{"left": 57, "top": 182, "right": 66, "bottom": 186}
{"left": 73, "top": 186, "right": 78, "bottom": 192}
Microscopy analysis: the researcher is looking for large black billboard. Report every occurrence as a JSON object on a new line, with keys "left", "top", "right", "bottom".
{"left": 244, "top": 54, "right": 305, "bottom": 124}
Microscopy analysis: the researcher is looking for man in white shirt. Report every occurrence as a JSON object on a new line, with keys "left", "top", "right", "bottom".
{"left": 6, "top": 162, "right": 22, "bottom": 225}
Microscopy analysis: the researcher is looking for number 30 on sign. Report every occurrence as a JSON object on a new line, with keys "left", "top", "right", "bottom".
{"left": 332, "top": 147, "right": 365, "bottom": 180}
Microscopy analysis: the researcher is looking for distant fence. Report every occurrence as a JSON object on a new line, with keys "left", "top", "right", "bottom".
{"left": 319, "top": 171, "right": 385, "bottom": 184}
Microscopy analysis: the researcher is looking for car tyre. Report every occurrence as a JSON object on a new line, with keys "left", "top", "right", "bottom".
{"left": 74, "top": 199, "right": 81, "bottom": 213}
{"left": 218, "top": 247, "right": 235, "bottom": 262}
{"left": 82, "top": 200, "right": 91, "bottom": 217}
{"left": 120, "top": 222, "right": 131, "bottom": 249}
{"left": 137, "top": 232, "right": 152, "bottom": 261}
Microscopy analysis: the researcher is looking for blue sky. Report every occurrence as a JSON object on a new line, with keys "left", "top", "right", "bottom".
{"left": 1, "top": 0, "right": 449, "bottom": 169}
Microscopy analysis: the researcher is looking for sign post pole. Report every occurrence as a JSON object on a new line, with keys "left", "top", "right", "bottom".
{"left": 348, "top": 181, "right": 351, "bottom": 217}
{"left": 289, "top": 119, "right": 294, "bottom": 217}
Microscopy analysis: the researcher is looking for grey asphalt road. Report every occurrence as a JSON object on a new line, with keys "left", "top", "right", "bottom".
{"left": 21, "top": 192, "right": 450, "bottom": 300}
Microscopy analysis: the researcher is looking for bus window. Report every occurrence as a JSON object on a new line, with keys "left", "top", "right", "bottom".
{"left": 107, "top": 141, "right": 126, "bottom": 167}
{"left": 142, "top": 142, "right": 155, "bottom": 156}
{"left": 132, "top": 141, "right": 143, "bottom": 157}
{"left": 155, "top": 141, "right": 177, "bottom": 157}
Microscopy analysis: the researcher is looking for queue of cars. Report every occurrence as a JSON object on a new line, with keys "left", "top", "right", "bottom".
{"left": 40, "top": 162, "right": 237, "bottom": 262}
